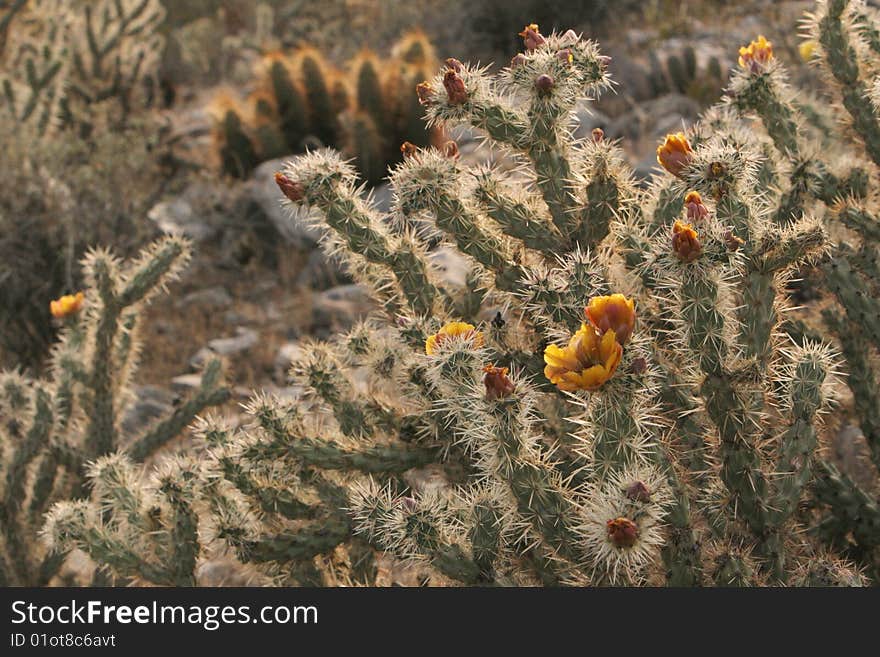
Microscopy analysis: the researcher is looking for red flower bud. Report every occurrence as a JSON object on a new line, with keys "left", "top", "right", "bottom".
{"left": 443, "top": 70, "right": 468, "bottom": 105}
{"left": 275, "top": 172, "right": 305, "bottom": 202}
{"left": 535, "top": 73, "right": 555, "bottom": 93}
{"left": 445, "top": 58, "right": 464, "bottom": 73}
{"left": 625, "top": 481, "right": 652, "bottom": 503}
{"left": 484, "top": 365, "right": 515, "bottom": 400}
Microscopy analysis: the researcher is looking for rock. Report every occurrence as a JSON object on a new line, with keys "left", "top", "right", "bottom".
{"left": 274, "top": 342, "right": 304, "bottom": 382}
{"left": 208, "top": 327, "right": 259, "bottom": 356}
{"left": 428, "top": 246, "right": 470, "bottom": 288}
{"left": 177, "top": 286, "right": 233, "bottom": 310}
{"left": 834, "top": 424, "right": 877, "bottom": 489}
{"left": 147, "top": 197, "right": 215, "bottom": 243}
{"left": 369, "top": 182, "right": 394, "bottom": 214}
{"left": 403, "top": 464, "right": 450, "bottom": 496}
{"left": 171, "top": 374, "right": 204, "bottom": 393}
{"left": 121, "top": 386, "right": 175, "bottom": 437}
{"left": 189, "top": 347, "right": 215, "bottom": 370}
{"left": 312, "top": 284, "right": 376, "bottom": 334}
{"left": 570, "top": 102, "right": 611, "bottom": 142}
{"left": 296, "top": 248, "right": 353, "bottom": 291}
{"left": 250, "top": 157, "right": 323, "bottom": 247}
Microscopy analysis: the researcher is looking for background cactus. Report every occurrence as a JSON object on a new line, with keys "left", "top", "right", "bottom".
{"left": 0, "top": 0, "right": 166, "bottom": 138}
{"left": 1, "top": 236, "right": 229, "bottom": 586}
{"left": 210, "top": 30, "right": 441, "bottom": 181}
{"left": 42, "top": 2, "right": 880, "bottom": 587}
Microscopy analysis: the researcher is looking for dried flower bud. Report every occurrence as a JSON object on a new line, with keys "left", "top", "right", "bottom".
{"left": 628, "top": 357, "right": 648, "bottom": 375}
{"left": 656, "top": 133, "right": 693, "bottom": 178}
{"left": 510, "top": 53, "right": 528, "bottom": 69}
{"left": 519, "top": 23, "right": 546, "bottom": 51}
{"left": 607, "top": 517, "right": 639, "bottom": 548}
{"left": 445, "top": 57, "right": 464, "bottom": 73}
{"left": 443, "top": 69, "right": 468, "bottom": 105}
{"left": 684, "top": 190, "right": 709, "bottom": 223}
{"left": 398, "top": 497, "right": 419, "bottom": 513}
{"left": 672, "top": 220, "right": 702, "bottom": 263}
{"left": 625, "top": 481, "right": 652, "bottom": 503}
{"left": 535, "top": 73, "right": 555, "bottom": 93}
{"left": 275, "top": 172, "right": 305, "bottom": 202}
{"left": 556, "top": 48, "right": 573, "bottom": 64}
{"left": 592, "top": 127, "right": 605, "bottom": 142}
{"left": 597, "top": 55, "right": 612, "bottom": 68}
{"left": 483, "top": 365, "right": 515, "bottom": 400}
{"left": 416, "top": 81, "right": 434, "bottom": 106}
{"left": 400, "top": 141, "right": 418, "bottom": 159}
{"left": 724, "top": 229, "right": 745, "bottom": 252}
{"left": 442, "top": 140, "right": 460, "bottom": 159}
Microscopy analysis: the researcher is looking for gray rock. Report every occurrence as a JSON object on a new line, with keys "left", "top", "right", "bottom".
{"left": 428, "top": 246, "right": 470, "bottom": 288}
{"left": 250, "top": 157, "right": 323, "bottom": 247}
{"left": 570, "top": 102, "right": 611, "bottom": 142}
{"left": 312, "top": 284, "right": 376, "bottom": 333}
{"left": 170, "top": 374, "right": 204, "bottom": 393}
{"left": 208, "top": 327, "right": 259, "bottom": 356}
{"left": 121, "top": 386, "right": 175, "bottom": 437}
{"left": 369, "top": 182, "right": 394, "bottom": 214}
{"left": 147, "top": 197, "right": 215, "bottom": 243}
{"left": 296, "top": 248, "right": 353, "bottom": 291}
{"left": 274, "top": 342, "right": 304, "bottom": 382}
{"left": 177, "top": 286, "right": 233, "bottom": 310}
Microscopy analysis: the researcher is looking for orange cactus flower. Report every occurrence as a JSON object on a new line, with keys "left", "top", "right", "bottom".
{"left": 50, "top": 292, "right": 84, "bottom": 319}
{"left": 425, "top": 321, "right": 484, "bottom": 355}
{"left": 483, "top": 365, "right": 515, "bottom": 400}
{"left": 738, "top": 35, "right": 774, "bottom": 74}
{"left": 607, "top": 517, "right": 639, "bottom": 548}
{"left": 672, "top": 220, "right": 702, "bottom": 263}
{"left": 544, "top": 324, "right": 623, "bottom": 392}
{"left": 656, "top": 133, "right": 693, "bottom": 178}
{"left": 585, "top": 294, "right": 636, "bottom": 346}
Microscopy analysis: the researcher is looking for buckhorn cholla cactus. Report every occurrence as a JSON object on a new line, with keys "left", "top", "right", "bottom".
{"left": 1, "top": 235, "right": 229, "bottom": 586}
{"left": 51, "top": 5, "right": 876, "bottom": 586}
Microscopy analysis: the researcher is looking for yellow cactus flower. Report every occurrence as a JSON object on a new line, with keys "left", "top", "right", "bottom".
{"left": 584, "top": 294, "right": 636, "bottom": 346}
{"left": 739, "top": 35, "right": 774, "bottom": 73}
{"left": 50, "top": 292, "right": 85, "bottom": 319}
{"left": 425, "top": 321, "right": 484, "bottom": 355}
{"left": 544, "top": 324, "right": 623, "bottom": 392}
{"left": 672, "top": 220, "right": 702, "bottom": 263}
{"left": 799, "top": 40, "right": 817, "bottom": 62}
{"left": 656, "top": 133, "right": 693, "bottom": 178}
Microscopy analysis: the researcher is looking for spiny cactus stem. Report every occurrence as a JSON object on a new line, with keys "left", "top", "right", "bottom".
{"left": 819, "top": 0, "right": 880, "bottom": 166}
{"left": 433, "top": 196, "right": 523, "bottom": 291}
{"left": 86, "top": 261, "right": 121, "bottom": 457}
{"left": 837, "top": 206, "right": 880, "bottom": 242}
{"left": 528, "top": 143, "right": 577, "bottom": 235}
{"left": 128, "top": 359, "right": 230, "bottom": 461}
{"left": 475, "top": 178, "right": 568, "bottom": 252}
{"left": 323, "top": 196, "right": 437, "bottom": 316}
{"left": 813, "top": 460, "right": 880, "bottom": 548}
{"left": 220, "top": 459, "right": 317, "bottom": 520}
{"left": 244, "top": 517, "right": 352, "bottom": 564}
